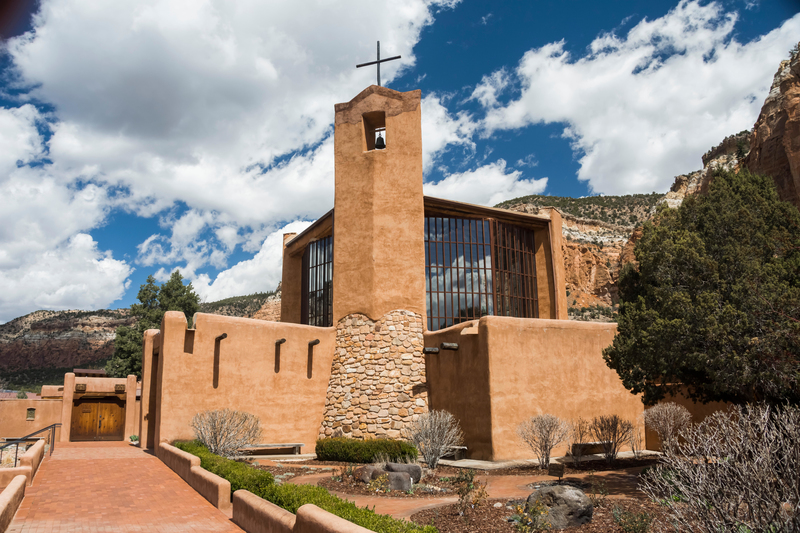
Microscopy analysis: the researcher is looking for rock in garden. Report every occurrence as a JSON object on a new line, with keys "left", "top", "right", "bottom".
{"left": 353, "top": 465, "right": 382, "bottom": 483}
{"left": 385, "top": 462, "right": 422, "bottom": 483}
{"left": 387, "top": 471, "right": 412, "bottom": 492}
{"left": 526, "top": 486, "right": 593, "bottom": 529}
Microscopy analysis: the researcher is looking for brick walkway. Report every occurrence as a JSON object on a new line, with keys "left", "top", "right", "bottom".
{"left": 9, "top": 442, "right": 242, "bottom": 533}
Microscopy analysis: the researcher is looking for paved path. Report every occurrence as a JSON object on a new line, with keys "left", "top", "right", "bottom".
{"left": 9, "top": 442, "right": 242, "bottom": 533}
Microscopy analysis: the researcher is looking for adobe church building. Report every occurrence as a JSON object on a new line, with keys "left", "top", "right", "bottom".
{"left": 137, "top": 85, "right": 646, "bottom": 461}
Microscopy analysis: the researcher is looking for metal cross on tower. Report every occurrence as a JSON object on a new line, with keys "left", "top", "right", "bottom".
{"left": 356, "top": 41, "right": 401, "bottom": 87}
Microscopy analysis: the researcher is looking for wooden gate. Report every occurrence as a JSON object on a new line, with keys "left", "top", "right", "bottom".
{"left": 70, "top": 398, "right": 126, "bottom": 441}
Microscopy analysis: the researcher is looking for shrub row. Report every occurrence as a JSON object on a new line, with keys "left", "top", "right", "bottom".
{"left": 315, "top": 437, "right": 418, "bottom": 463}
{"left": 174, "top": 441, "right": 435, "bottom": 533}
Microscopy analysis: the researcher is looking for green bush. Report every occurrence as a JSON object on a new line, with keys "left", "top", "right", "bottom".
{"left": 174, "top": 440, "right": 434, "bottom": 533}
{"left": 175, "top": 440, "right": 274, "bottom": 494}
{"left": 315, "top": 437, "right": 418, "bottom": 463}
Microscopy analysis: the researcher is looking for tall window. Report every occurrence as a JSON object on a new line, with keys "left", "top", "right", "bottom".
{"left": 302, "top": 236, "right": 333, "bottom": 327}
{"left": 424, "top": 216, "right": 538, "bottom": 331}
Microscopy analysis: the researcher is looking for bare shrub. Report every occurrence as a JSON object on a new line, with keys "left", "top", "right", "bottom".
{"left": 629, "top": 423, "right": 644, "bottom": 459}
{"left": 404, "top": 410, "right": 463, "bottom": 470}
{"left": 190, "top": 408, "right": 261, "bottom": 458}
{"left": 641, "top": 404, "right": 800, "bottom": 533}
{"left": 566, "top": 417, "right": 591, "bottom": 467}
{"left": 518, "top": 414, "right": 570, "bottom": 469}
{"left": 642, "top": 402, "right": 691, "bottom": 452}
{"left": 590, "top": 415, "right": 633, "bottom": 464}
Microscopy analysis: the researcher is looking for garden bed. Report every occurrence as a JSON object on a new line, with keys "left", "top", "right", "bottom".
{"left": 410, "top": 497, "right": 666, "bottom": 533}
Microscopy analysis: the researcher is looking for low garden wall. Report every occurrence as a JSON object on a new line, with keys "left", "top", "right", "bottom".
{"left": 232, "top": 491, "right": 373, "bottom": 533}
{"left": 0, "top": 440, "right": 46, "bottom": 489}
{"left": 165, "top": 442, "right": 420, "bottom": 533}
{"left": 158, "top": 443, "right": 231, "bottom": 512}
{"left": 0, "top": 475, "right": 26, "bottom": 533}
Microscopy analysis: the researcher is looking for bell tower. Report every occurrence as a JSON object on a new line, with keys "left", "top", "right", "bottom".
{"left": 331, "top": 85, "right": 426, "bottom": 321}
{"left": 319, "top": 85, "right": 429, "bottom": 440}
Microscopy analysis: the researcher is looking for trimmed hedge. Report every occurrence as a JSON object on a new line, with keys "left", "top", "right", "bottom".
{"left": 174, "top": 441, "right": 435, "bottom": 533}
{"left": 175, "top": 440, "right": 274, "bottom": 494}
{"left": 315, "top": 438, "right": 418, "bottom": 463}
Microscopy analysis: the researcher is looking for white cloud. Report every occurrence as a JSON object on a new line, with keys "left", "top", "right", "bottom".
{"left": 0, "top": 0, "right": 461, "bottom": 318}
{"left": 423, "top": 159, "right": 547, "bottom": 206}
{"left": 0, "top": 234, "right": 132, "bottom": 322}
{"left": 476, "top": 0, "right": 800, "bottom": 194}
{"left": 192, "top": 220, "right": 313, "bottom": 302}
{"left": 421, "top": 94, "right": 477, "bottom": 172}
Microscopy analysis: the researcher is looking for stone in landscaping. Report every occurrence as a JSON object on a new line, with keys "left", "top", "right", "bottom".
{"left": 526, "top": 486, "right": 593, "bottom": 529}
{"left": 386, "top": 471, "right": 412, "bottom": 492}
{"left": 353, "top": 465, "right": 382, "bottom": 483}
{"left": 385, "top": 462, "right": 422, "bottom": 483}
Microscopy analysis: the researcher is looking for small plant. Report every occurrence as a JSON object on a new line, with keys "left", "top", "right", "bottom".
{"left": 587, "top": 471, "right": 608, "bottom": 507}
{"left": 518, "top": 414, "right": 570, "bottom": 469}
{"left": 16, "top": 390, "right": 28, "bottom": 399}
{"left": 129, "top": 435, "right": 139, "bottom": 442}
{"left": 190, "top": 408, "right": 261, "bottom": 459}
{"left": 452, "top": 468, "right": 488, "bottom": 515}
{"left": 612, "top": 506, "right": 652, "bottom": 533}
{"left": 590, "top": 414, "right": 633, "bottom": 464}
{"left": 512, "top": 500, "right": 551, "bottom": 531}
{"left": 404, "top": 410, "right": 463, "bottom": 470}
{"left": 368, "top": 473, "right": 389, "bottom": 493}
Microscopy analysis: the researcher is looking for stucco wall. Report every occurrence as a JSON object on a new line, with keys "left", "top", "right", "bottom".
{"left": 425, "top": 316, "right": 644, "bottom": 461}
{"left": 0, "top": 399, "right": 63, "bottom": 441}
{"left": 153, "top": 312, "right": 335, "bottom": 453}
{"left": 332, "top": 86, "right": 427, "bottom": 322}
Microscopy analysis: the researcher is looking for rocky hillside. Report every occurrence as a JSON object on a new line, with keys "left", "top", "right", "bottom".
{"left": 199, "top": 290, "right": 277, "bottom": 318}
{"left": 745, "top": 45, "right": 800, "bottom": 209}
{"left": 0, "top": 309, "right": 134, "bottom": 374}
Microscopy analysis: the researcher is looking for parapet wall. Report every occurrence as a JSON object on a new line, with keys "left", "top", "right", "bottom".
{"left": 150, "top": 312, "right": 335, "bottom": 453}
{"left": 425, "top": 316, "right": 645, "bottom": 461}
{"left": 319, "top": 311, "right": 428, "bottom": 440}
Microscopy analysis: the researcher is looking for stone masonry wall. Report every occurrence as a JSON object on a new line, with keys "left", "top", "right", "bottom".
{"left": 319, "top": 310, "right": 429, "bottom": 440}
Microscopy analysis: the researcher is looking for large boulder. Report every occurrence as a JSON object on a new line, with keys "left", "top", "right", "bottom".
{"left": 385, "top": 462, "right": 422, "bottom": 483}
{"left": 526, "top": 485, "right": 593, "bottom": 529}
{"left": 352, "top": 465, "right": 382, "bottom": 483}
{"left": 386, "top": 471, "right": 412, "bottom": 492}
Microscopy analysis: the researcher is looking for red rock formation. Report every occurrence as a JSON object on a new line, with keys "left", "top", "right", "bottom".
{"left": 745, "top": 47, "right": 800, "bottom": 208}
{"left": 0, "top": 310, "right": 135, "bottom": 372}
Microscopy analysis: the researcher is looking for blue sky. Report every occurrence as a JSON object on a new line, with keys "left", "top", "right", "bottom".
{"left": 0, "top": 0, "right": 798, "bottom": 322}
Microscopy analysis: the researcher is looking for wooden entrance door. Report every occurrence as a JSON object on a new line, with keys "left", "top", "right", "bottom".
{"left": 70, "top": 398, "right": 126, "bottom": 441}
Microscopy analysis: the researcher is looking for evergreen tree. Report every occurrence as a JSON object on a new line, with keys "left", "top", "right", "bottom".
{"left": 604, "top": 170, "right": 800, "bottom": 405}
{"left": 106, "top": 271, "right": 200, "bottom": 378}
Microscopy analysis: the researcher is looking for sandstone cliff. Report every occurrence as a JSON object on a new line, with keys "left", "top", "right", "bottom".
{"left": 0, "top": 309, "right": 135, "bottom": 373}
{"left": 744, "top": 45, "right": 800, "bottom": 209}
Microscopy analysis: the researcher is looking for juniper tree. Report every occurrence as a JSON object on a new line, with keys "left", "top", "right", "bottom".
{"left": 106, "top": 271, "right": 200, "bottom": 378}
{"left": 603, "top": 169, "right": 800, "bottom": 405}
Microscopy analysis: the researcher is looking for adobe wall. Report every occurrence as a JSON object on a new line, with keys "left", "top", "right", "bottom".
{"left": 319, "top": 311, "right": 428, "bottom": 440}
{"left": 0, "top": 399, "right": 63, "bottom": 441}
{"left": 153, "top": 312, "right": 335, "bottom": 453}
{"left": 425, "top": 316, "right": 644, "bottom": 461}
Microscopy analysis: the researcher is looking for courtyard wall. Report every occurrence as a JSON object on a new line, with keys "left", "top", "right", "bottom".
{"left": 425, "top": 316, "right": 645, "bottom": 461}
{"left": 148, "top": 312, "right": 335, "bottom": 453}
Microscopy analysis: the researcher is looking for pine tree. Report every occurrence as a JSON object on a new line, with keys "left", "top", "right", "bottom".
{"left": 105, "top": 271, "right": 200, "bottom": 378}
{"left": 603, "top": 170, "right": 800, "bottom": 405}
